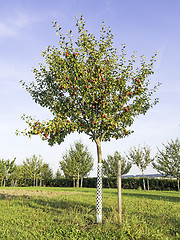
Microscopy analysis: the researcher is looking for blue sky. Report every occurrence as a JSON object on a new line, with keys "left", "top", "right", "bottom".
{"left": 0, "top": 0, "right": 180, "bottom": 176}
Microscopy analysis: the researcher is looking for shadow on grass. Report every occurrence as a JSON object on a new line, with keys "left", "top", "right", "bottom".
{"left": 0, "top": 192, "right": 96, "bottom": 216}
{"left": 31, "top": 197, "right": 96, "bottom": 214}
{"left": 122, "top": 192, "right": 180, "bottom": 203}
{"left": 0, "top": 191, "right": 119, "bottom": 225}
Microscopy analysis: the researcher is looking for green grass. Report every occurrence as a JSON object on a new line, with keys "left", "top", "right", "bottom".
{"left": 0, "top": 187, "right": 179, "bottom": 239}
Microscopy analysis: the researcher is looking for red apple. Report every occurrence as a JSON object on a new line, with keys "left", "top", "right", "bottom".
{"left": 135, "top": 78, "right": 140, "bottom": 83}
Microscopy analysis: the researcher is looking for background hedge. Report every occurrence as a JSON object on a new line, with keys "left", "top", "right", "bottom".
{"left": 49, "top": 177, "right": 179, "bottom": 191}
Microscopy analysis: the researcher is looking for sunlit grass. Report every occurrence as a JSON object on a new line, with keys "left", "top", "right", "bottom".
{"left": 0, "top": 187, "right": 179, "bottom": 239}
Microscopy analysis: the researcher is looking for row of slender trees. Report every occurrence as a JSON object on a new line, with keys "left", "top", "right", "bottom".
{"left": 59, "top": 138, "right": 180, "bottom": 191}
{"left": 103, "top": 138, "right": 180, "bottom": 191}
{"left": 1, "top": 138, "right": 179, "bottom": 189}
{"left": 0, "top": 155, "right": 53, "bottom": 187}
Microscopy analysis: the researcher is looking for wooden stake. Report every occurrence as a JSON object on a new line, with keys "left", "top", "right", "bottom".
{"left": 117, "top": 160, "right": 122, "bottom": 223}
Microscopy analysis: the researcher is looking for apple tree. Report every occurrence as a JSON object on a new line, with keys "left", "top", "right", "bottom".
{"left": 17, "top": 15, "right": 160, "bottom": 223}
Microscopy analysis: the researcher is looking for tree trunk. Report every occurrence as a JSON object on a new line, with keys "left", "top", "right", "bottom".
{"left": 11, "top": 180, "right": 14, "bottom": 187}
{"left": 73, "top": 177, "right": 75, "bottom": 188}
{"left": 36, "top": 178, "right": 38, "bottom": 187}
{"left": 96, "top": 138, "right": 103, "bottom": 223}
{"left": 80, "top": 177, "right": 83, "bottom": 187}
{"left": 76, "top": 172, "right": 79, "bottom": 188}
{"left": 147, "top": 178, "right": 149, "bottom": 191}
{"left": 1, "top": 176, "right": 4, "bottom": 187}
{"left": 142, "top": 172, "right": 146, "bottom": 191}
{"left": 34, "top": 174, "right": 36, "bottom": 186}
{"left": 117, "top": 160, "right": 122, "bottom": 223}
{"left": 177, "top": 178, "right": 179, "bottom": 191}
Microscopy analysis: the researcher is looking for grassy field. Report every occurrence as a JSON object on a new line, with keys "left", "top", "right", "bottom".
{"left": 0, "top": 187, "right": 179, "bottom": 239}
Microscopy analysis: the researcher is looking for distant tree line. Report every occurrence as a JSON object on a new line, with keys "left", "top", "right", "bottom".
{"left": 0, "top": 138, "right": 179, "bottom": 190}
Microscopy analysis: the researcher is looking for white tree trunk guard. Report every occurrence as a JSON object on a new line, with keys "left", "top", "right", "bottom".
{"left": 96, "top": 162, "right": 103, "bottom": 223}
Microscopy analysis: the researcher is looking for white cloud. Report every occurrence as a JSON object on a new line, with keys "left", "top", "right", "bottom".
{"left": 0, "top": 22, "right": 17, "bottom": 38}
{"left": 9, "top": 10, "right": 40, "bottom": 28}
{"left": 0, "top": 10, "right": 41, "bottom": 40}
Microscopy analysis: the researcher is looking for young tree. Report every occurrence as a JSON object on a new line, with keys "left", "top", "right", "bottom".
{"left": 40, "top": 163, "right": 53, "bottom": 186}
{"left": 23, "top": 155, "right": 43, "bottom": 186}
{"left": 9, "top": 165, "right": 25, "bottom": 187}
{"left": 60, "top": 149, "right": 79, "bottom": 187}
{"left": 55, "top": 169, "right": 62, "bottom": 179}
{"left": 153, "top": 138, "right": 180, "bottom": 191}
{"left": 60, "top": 140, "right": 93, "bottom": 187}
{"left": 102, "top": 151, "right": 131, "bottom": 177}
{"left": 74, "top": 140, "right": 94, "bottom": 187}
{"left": 127, "top": 145, "right": 153, "bottom": 190}
{"left": 0, "top": 158, "right": 16, "bottom": 187}
{"left": 17, "top": 15, "right": 159, "bottom": 222}
{"left": 0, "top": 159, "right": 6, "bottom": 187}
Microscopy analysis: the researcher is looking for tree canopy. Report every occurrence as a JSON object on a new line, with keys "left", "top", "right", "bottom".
{"left": 17, "top": 15, "right": 159, "bottom": 147}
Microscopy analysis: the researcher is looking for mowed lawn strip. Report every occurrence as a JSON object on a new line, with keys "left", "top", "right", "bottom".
{"left": 0, "top": 187, "right": 179, "bottom": 239}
